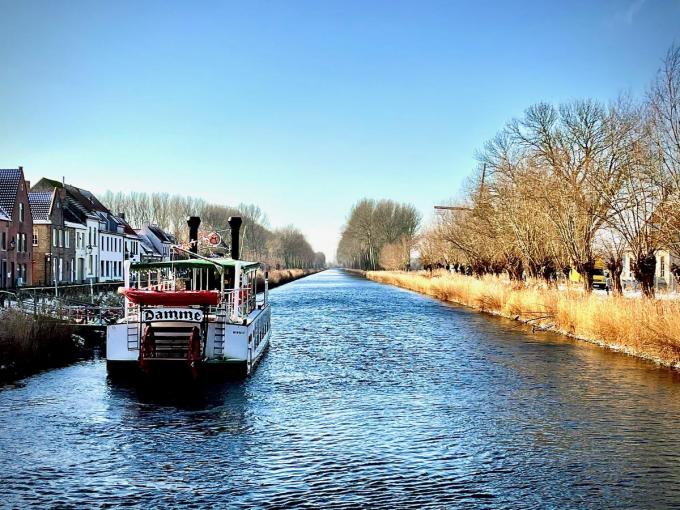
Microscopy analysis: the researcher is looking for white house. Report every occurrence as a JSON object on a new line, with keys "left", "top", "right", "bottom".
{"left": 116, "top": 214, "right": 143, "bottom": 264}
{"left": 136, "top": 225, "right": 175, "bottom": 262}
{"left": 622, "top": 249, "right": 679, "bottom": 293}
{"left": 67, "top": 220, "right": 87, "bottom": 282}
{"left": 137, "top": 233, "right": 163, "bottom": 262}
{"left": 98, "top": 212, "right": 125, "bottom": 282}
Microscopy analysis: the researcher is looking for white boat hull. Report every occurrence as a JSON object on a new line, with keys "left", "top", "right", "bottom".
{"left": 106, "top": 304, "right": 272, "bottom": 377}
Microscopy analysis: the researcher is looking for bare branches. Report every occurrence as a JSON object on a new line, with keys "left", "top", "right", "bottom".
{"left": 423, "top": 45, "right": 680, "bottom": 297}
{"left": 98, "top": 191, "right": 323, "bottom": 269}
{"left": 338, "top": 199, "right": 421, "bottom": 270}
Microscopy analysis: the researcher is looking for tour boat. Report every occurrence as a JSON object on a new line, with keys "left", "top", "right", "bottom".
{"left": 106, "top": 217, "right": 272, "bottom": 378}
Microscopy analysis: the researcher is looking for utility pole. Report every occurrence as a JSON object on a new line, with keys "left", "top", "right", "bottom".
{"left": 434, "top": 205, "right": 472, "bottom": 212}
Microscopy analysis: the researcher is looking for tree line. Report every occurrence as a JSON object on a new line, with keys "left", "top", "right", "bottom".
{"left": 99, "top": 191, "right": 325, "bottom": 269}
{"left": 421, "top": 46, "right": 680, "bottom": 298}
{"left": 337, "top": 198, "right": 421, "bottom": 270}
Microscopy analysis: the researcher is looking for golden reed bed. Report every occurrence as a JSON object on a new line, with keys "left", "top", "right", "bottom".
{"left": 366, "top": 270, "right": 680, "bottom": 368}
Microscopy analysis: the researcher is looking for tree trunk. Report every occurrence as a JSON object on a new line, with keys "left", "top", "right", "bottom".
{"left": 612, "top": 266, "right": 623, "bottom": 295}
{"left": 577, "top": 260, "right": 594, "bottom": 293}
{"left": 507, "top": 258, "right": 524, "bottom": 281}
{"left": 605, "top": 258, "right": 623, "bottom": 296}
{"left": 633, "top": 252, "right": 656, "bottom": 298}
{"left": 541, "top": 260, "right": 557, "bottom": 285}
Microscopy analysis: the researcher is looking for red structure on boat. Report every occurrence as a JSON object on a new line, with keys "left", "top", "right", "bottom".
{"left": 120, "top": 288, "right": 220, "bottom": 307}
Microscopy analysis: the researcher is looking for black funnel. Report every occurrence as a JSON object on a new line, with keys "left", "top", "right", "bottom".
{"left": 187, "top": 216, "right": 201, "bottom": 254}
{"left": 228, "top": 216, "right": 242, "bottom": 259}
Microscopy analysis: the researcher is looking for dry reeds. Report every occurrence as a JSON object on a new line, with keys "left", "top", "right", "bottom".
{"left": 256, "top": 268, "right": 320, "bottom": 291}
{"left": 367, "top": 270, "right": 680, "bottom": 367}
{"left": 0, "top": 310, "right": 78, "bottom": 383}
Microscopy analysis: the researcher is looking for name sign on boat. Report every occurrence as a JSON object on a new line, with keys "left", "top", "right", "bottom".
{"left": 143, "top": 308, "right": 204, "bottom": 322}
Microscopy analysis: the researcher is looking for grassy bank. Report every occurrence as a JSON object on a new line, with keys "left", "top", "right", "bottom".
{"left": 257, "top": 268, "right": 322, "bottom": 291}
{"left": 366, "top": 270, "right": 680, "bottom": 368}
{"left": 0, "top": 310, "right": 81, "bottom": 385}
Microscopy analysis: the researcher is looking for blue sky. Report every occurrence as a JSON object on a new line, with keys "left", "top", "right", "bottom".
{"left": 1, "top": 0, "right": 679, "bottom": 260}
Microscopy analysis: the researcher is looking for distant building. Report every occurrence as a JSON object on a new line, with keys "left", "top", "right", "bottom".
{"left": 136, "top": 225, "right": 175, "bottom": 262}
{"left": 31, "top": 178, "right": 126, "bottom": 283}
{"left": 28, "top": 187, "right": 76, "bottom": 285}
{"left": 0, "top": 167, "right": 33, "bottom": 288}
{"left": 116, "top": 213, "right": 143, "bottom": 264}
{"left": 622, "top": 249, "right": 679, "bottom": 293}
{"left": 136, "top": 232, "right": 163, "bottom": 262}
{"left": 97, "top": 212, "right": 125, "bottom": 282}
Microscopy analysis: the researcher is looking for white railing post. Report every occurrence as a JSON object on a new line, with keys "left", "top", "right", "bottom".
{"left": 233, "top": 262, "right": 241, "bottom": 319}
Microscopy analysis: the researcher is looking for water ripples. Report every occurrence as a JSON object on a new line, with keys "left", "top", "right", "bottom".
{"left": 2, "top": 270, "right": 680, "bottom": 508}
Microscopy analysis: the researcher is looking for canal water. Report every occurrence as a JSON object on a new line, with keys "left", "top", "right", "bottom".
{"left": 2, "top": 269, "right": 680, "bottom": 508}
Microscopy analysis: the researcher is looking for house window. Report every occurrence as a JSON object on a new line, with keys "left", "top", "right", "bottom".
{"left": 65, "top": 231, "right": 70, "bottom": 248}
{"left": 1, "top": 232, "right": 5, "bottom": 250}
{"left": 33, "top": 229, "right": 38, "bottom": 246}
{"left": 19, "top": 203, "right": 24, "bottom": 223}
{"left": 59, "top": 229, "right": 64, "bottom": 248}
{"left": 53, "top": 229, "right": 57, "bottom": 247}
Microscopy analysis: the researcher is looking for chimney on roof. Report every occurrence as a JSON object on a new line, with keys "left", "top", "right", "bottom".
{"left": 18, "top": 166, "right": 23, "bottom": 172}
{"left": 228, "top": 216, "right": 242, "bottom": 260}
{"left": 187, "top": 216, "right": 201, "bottom": 254}
{"left": 119, "top": 212, "right": 126, "bottom": 220}
{"left": 62, "top": 176, "right": 65, "bottom": 186}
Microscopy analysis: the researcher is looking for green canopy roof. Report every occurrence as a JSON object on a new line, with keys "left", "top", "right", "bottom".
{"left": 130, "top": 258, "right": 260, "bottom": 272}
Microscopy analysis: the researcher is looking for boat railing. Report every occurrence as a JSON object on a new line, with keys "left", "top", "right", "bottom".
{"left": 123, "top": 285, "right": 259, "bottom": 324}
{"left": 217, "top": 286, "right": 257, "bottom": 321}
{"left": 133, "top": 279, "right": 176, "bottom": 292}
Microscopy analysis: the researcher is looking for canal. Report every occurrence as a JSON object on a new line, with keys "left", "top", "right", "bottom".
{"left": 2, "top": 269, "right": 680, "bottom": 508}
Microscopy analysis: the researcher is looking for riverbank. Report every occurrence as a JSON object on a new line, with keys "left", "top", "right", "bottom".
{"left": 365, "top": 270, "right": 680, "bottom": 368}
{"left": 1, "top": 268, "right": 322, "bottom": 386}
{"left": 261, "top": 268, "right": 322, "bottom": 290}
{"left": 0, "top": 311, "right": 81, "bottom": 385}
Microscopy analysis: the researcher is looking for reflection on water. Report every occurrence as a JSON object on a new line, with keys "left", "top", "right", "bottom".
{"left": 2, "top": 269, "right": 680, "bottom": 508}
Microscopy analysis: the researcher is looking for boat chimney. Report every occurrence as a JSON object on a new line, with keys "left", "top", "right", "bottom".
{"left": 187, "top": 216, "right": 201, "bottom": 254}
{"left": 228, "top": 216, "right": 242, "bottom": 259}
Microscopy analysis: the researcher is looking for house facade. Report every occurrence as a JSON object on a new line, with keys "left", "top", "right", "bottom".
{"left": 622, "top": 249, "right": 679, "bottom": 293}
{"left": 99, "top": 213, "right": 125, "bottom": 282}
{"left": 137, "top": 232, "right": 163, "bottom": 262}
{"left": 0, "top": 168, "right": 33, "bottom": 288}
{"left": 28, "top": 187, "right": 76, "bottom": 285}
{"left": 69, "top": 220, "right": 88, "bottom": 282}
{"left": 136, "top": 225, "right": 175, "bottom": 262}
{"left": 117, "top": 214, "right": 142, "bottom": 264}
{"left": 31, "top": 178, "right": 125, "bottom": 283}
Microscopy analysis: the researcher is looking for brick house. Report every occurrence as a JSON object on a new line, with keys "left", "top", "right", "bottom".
{"left": 0, "top": 208, "right": 9, "bottom": 288}
{"left": 0, "top": 167, "right": 33, "bottom": 288}
{"left": 28, "top": 187, "right": 77, "bottom": 285}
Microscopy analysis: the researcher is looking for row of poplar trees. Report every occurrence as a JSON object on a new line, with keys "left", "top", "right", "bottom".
{"left": 337, "top": 199, "right": 421, "bottom": 271}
